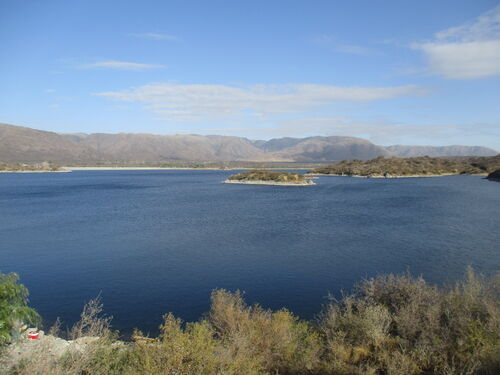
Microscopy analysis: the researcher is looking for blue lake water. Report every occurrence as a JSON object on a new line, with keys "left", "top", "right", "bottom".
{"left": 1, "top": 170, "right": 499, "bottom": 335}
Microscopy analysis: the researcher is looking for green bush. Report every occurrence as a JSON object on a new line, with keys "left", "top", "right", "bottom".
{"left": 0, "top": 272, "right": 40, "bottom": 346}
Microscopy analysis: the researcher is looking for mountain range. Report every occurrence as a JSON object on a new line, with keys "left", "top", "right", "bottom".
{"left": 0, "top": 123, "right": 497, "bottom": 164}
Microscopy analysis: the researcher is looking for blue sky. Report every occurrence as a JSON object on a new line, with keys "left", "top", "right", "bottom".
{"left": 1, "top": 0, "right": 499, "bottom": 149}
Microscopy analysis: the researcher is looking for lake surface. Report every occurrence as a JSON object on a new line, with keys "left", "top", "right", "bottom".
{"left": 1, "top": 170, "right": 499, "bottom": 335}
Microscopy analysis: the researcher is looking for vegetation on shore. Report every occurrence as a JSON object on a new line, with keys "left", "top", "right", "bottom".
{"left": 0, "top": 273, "right": 40, "bottom": 346}
{"left": 0, "top": 162, "right": 61, "bottom": 172}
{"left": 2, "top": 268, "right": 499, "bottom": 375}
{"left": 309, "top": 155, "right": 500, "bottom": 177}
{"left": 227, "top": 169, "right": 312, "bottom": 184}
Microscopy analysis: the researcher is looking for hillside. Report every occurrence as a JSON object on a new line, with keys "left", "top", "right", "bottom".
{"left": 66, "top": 133, "right": 275, "bottom": 162}
{"left": 309, "top": 155, "right": 500, "bottom": 177}
{"left": 264, "top": 136, "right": 392, "bottom": 161}
{"left": 0, "top": 123, "right": 101, "bottom": 164}
{"left": 0, "top": 123, "right": 497, "bottom": 165}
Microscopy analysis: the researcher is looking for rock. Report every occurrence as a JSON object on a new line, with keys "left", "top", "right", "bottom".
{"left": 486, "top": 169, "right": 500, "bottom": 181}
{"left": 1, "top": 335, "right": 101, "bottom": 371}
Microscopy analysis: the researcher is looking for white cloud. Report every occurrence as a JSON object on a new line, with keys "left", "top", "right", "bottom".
{"left": 417, "top": 41, "right": 500, "bottom": 79}
{"left": 414, "top": 5, "right": 500, "bottom": 79}
{"left": 81, "top": 60, "right": 165, "bottom": 71}
{"left": 129, "top": 32, "right": 179, "bottom": 41}
{"left": 45, "top": 89, "right": 56, "bottom": 93}
{"left": 95, "top": 82, "right": 428, "bottom": 121}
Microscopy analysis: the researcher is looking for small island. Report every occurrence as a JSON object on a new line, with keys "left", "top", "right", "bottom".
{"left": 309, "top": 155, "right": 500, "bottom": 178}
{"left": 224, "top": 169, "right": 315, "bottom": 186}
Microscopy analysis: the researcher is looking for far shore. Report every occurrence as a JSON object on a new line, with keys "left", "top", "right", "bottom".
{"left": 0, "top": 166, "right": 310, "bottom": 173}
{"left": 67, "top": 166, "right": 312, "bottom": 171}
{"left": 0, "top": 169, "right": 71, "bottom": 173}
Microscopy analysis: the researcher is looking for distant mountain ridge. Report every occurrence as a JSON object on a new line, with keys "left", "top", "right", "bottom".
{"left": 385, "top": 145, "right": 497, "bottom": 157}
{"left": 0, "top": 123, "right": 497, "bottom": 164}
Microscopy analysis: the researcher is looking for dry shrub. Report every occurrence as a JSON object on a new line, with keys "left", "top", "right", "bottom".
{"left": 69, "top": 295, "right": 112, "bottom": 339}
{"left": 128, "top": 314, "right": 219, "bottom": 375}
{"left": 319, "top": 295, "right": 392, "bottom": 374}
{"left": 435, "top": 267, "right": 500, "bottom": 375}
{"left": 209, "top": 289, "right": 321, "bottom": 375}
{"left": 319, "top": 268, "right": 500, "bottom": 375}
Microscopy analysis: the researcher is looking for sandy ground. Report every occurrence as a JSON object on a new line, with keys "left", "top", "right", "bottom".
{"left": 0, "top": 334, "right": 100, "bottom": 371}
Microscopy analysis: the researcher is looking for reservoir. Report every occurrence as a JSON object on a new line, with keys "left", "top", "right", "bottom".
{"left": 1, "top": 170, "right": 498, "bottom": 335}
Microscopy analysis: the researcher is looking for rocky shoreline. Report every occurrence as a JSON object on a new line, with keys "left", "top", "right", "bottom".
{"left": 1, "top": 334, "right": 101, "bottom": 371}
{"left": 486, "top": 169, "right": 500, "bottom": 181}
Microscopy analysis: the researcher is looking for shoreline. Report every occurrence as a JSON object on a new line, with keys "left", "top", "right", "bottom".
{"left": 67, "top": 167, "right": 311, "bottom": 171}
{"left": 223, "top": 179, "right": 315, "bottom": 186}
{"left": 0, "top": 169, "right": 71, "bottom": 173}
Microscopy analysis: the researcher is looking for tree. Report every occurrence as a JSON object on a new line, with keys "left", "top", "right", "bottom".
{"left": 0, "top": 272, "right": 40, "bottom": 346}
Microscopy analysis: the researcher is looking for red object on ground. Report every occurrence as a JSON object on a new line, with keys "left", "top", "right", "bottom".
{"left": 28, "top": 331, "right": 39, "bottom": 339}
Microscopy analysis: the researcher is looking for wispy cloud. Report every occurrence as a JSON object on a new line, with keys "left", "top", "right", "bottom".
{"left": 81, "top": 60, "right": 166, "bottom": 71}
{"left": 310, "top": 34, "right": 380, "bottom": 55}
{"left": 45, "top": 89, "right": 56, "bottom": 93}
{"left": 129, "top": 32, "right": 179, "bottom": 41}
{"left": 413, "top": 5, "right": 500, "bottom": 79}
{"left": 95, "top": 83, "right": 428, "bottom": 121}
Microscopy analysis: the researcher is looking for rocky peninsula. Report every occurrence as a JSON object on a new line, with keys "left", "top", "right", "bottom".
{"left": 224, "top": 169, "right": 315, "bottom": 186}
{"left": 309, "top": 155, "right": 500, "bottom": 178}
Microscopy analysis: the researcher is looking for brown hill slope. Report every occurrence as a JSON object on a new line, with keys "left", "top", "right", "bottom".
{"left": 1, "top": 123, "right": 496, "bottom": 164}
{"left": 0, "top": 123, "right": 100, "bottom": 163}
{"left": 270, "top": 136, "right": 393, "bottom": 161}
{"left": 67, "top": 133, "right": 275, "bottom": 162}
